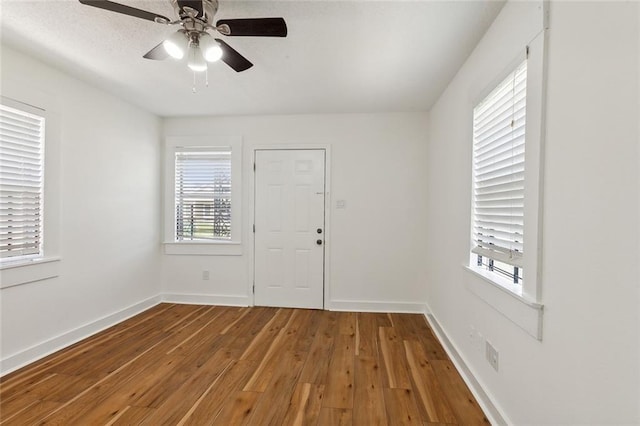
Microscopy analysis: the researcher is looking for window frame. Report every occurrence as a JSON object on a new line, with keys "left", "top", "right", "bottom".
{"left": 0, "top": 93, "right": 61, "bottom": 288}
{"left": 163, "top": 136, "right": 242, "bottom": 256}
{"left": 464, "top": 30, "right": 547, "bottom": 339}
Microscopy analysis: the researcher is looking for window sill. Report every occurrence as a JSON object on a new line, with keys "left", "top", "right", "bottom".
{"left": 0, "top": 257, "right": 61, "bottom": 289}
{"left": 463, "top": 265, "right": 543, "bottom": 340}
{"left": 163, "top": 242, "right": 242, "bottom": 256}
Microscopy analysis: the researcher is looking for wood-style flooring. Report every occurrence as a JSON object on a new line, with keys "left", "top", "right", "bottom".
{"left": 0, "top": 304, "right": 489, "bottom": 425}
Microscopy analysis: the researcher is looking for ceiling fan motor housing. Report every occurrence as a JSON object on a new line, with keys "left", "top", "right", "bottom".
{"left": 170, "top": 0, "right": 218, "bottom": 24}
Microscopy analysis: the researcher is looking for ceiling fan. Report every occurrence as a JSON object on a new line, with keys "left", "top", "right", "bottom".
{"left": 78, "top": 0, "right": 287, "bottom": 73}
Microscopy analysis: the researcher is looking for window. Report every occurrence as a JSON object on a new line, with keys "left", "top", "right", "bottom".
{"left": 163, "top": 136, "right": 242, "bottom": 255}
{"left": 175, "top": 148, "right": 232, "bottom": 241}
{"left": 471, "top": 60, "right": 527, "bottom": 287}
{"left": 464, "top": 15, "right": 546, "bottom": 340}
{"left": 0, "top": 103, "right": 45, "bottom": 263}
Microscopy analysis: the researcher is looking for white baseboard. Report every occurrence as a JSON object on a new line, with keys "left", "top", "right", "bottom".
{"left": 423, "top": 308, "right": 510, "bottom": 426}
{"left": 0, "top": 295, "right": 162, "bottom": 376}
{"left": 162, "top": 293, "right": 250, "bottom": 307}
{"left": 329, "top": 299, "right": 427, "bottom": 313}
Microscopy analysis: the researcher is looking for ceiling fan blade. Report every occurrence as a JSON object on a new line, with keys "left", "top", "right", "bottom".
{"left": 143, "top": 43, "right": 169, "bottom": 60}
{"left": 216, "top": 39, "right": 253, "bottom": 72}
{"left": 176, "top": 0, "right": 203, "bottom": 18}
{"left": 79, "top": 0, "right": 170, "bottom": 23}
{"left": 216, "top": 18, "right": 287, "bottom": 37}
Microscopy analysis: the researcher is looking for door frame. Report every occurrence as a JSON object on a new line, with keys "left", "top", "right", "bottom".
{"left": 248, "top": 144, "right": 332, "bottom": 309}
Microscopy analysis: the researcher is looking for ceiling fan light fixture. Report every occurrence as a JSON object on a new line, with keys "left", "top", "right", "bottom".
{"left": 187, "top": 43, "right": 207, "bottom": 72}
{"left": 163, "top": 31, "right": 187, "bottom": 59}
{"left": 199, "top": 33, "right": 223, "bottom": 62}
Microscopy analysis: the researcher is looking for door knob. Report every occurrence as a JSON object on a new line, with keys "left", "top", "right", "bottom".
{"left": 316, "top": 239, "right": 323, "bottom": 245}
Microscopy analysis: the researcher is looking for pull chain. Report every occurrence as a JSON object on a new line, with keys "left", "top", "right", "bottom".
{"left": 205, "top": 69, "right": 209, "bottom": 87}
{"left": 192, "top": 71, "right": 196, "bottom": 93}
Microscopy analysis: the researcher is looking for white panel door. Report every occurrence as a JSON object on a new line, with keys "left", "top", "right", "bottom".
{"left": 254, "top": 149, "right": 325, "bottom": 309}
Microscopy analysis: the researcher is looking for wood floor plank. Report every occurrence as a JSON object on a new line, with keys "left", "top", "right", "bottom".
{"left": 299, "top": 311, "right": 336, "bottom": 385}
{"left": 0, "top": 372, "right": 94, "bottom": 422}
{"left": 211, "top": 391, "right": 261, "bottom": 426}
{"left": 1, "top": 399, "right": 61, "bottom": 425}
{"left": 317, "top": 407, "right": 353, "bottom": 425}
{"left": 431, "top": 360, "right": 490, "bottom": 425}
{"left": 223, "top": 307, "right": 278, "bottom": 339}
{"left": 165, "top": 306, "right": 226, "bottom": 355}
{"left": 53, "top": 355, "right": 186, "bottom": 425}
{"left": 353, "top": 356, "right": 387, "bottom": 425}
{"left": 379, "top": 327, "right": 412, "bottom": 389}
{"left": 338, "top": 312, "right": 357, "bottom": 337}
{"left": 0, "top": 373, "right": 55, "bottom": 416}
{"left": 108, "top": 406, "right": 156, "bottom": 425}
{"left": 128, "top": 337, "right": 230, "bottom": 409}
{"left": 220, "top": 307, "right": 251, "bottom": 334}
{"left": 182, "top": 359, "right": 257, "bottom": 426}
{"left": 248, "top": 351, "right": 305, "bottom": 425}
{"left": 383, "top": 388, "right": 422, "bottom": 425}
{"left": 287, "top": 309, "right": 321, "bottom": 355}
{"left": 242, "top": 311, "right": 298, "bottom": 392}
{"left": 0, "top": 304, "right": 488, "bottom": 425}
{"left": 281, "top": 382, "right": 324, "bottom": 426}
{"left": 37, "top": 340, "right": 169, "bottom": 425}
{"left": 240, "top": 308, "right": 291, "bottom": 361}
{"left": 404, "top": 340, "right": 457, "bottom": 424}
{"left": 375, "top": 312, "right": 393, "bottom": 328}
{"left": 139, "top": 350, "right": 234, "bottom": 425}
{"left": 355, "top": 313, "right": 378, "bottom": 358}
{"left": 162, "top": 304, "right": 209, "bottom": 332}
{"left": 322, "top": 334, "right": 355, "bottom": 409}
{"left": 400, "top": 315, "right": 449, "bottom": 361}
{"left": 50, "top": 322, "right": 167, "bottom": 377}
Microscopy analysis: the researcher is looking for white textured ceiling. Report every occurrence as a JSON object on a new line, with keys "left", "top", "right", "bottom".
{"left": 1, "top": 0, "right": 504, "bottom": 117}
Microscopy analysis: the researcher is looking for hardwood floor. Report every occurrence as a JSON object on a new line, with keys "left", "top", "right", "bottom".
{"left": 0, "top": 304, "right": 490, "bottom": 425}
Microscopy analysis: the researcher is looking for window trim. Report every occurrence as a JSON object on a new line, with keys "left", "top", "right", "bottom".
{"left": 0, "top": 90, "right": 61, "bottom": 285}
{"left": 163, "top": 136, "right": 242, "bottom": 256}
{"left": 465, "top": 29, "right": 547, "bottom": 340}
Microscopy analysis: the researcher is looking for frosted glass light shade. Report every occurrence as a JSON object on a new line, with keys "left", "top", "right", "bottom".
{"left": 187, "top": 44, "right": 207, "bottom": 72}
{"left": 199, "top": 33, "right": 223, "bottom": 62}
{"left": 163, "top": 31, "right": 187, "bottom": 59}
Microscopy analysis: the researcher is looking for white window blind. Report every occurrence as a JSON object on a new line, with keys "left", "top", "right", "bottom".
{"left": 0, "top": 104, "right": 45, "bottom": 261}
{"left": 175, "top": 148, "right": 232, "bottom": 241}
{"left": 472, "top": 60, "right": 527, "bottom": 269}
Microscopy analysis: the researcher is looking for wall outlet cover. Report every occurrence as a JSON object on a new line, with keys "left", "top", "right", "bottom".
{"left": 485, "top": 340, "right": 499, "bottom": 372}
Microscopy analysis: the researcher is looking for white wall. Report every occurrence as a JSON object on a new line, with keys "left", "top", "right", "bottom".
{"left": 426, "top": 1, "right": 639, "bottom": 424}
{"left": 0, "top": 46, "right": 163, "bottom": 374}
{"left": 162, "top": 113, "right": 430, "bottom": 311}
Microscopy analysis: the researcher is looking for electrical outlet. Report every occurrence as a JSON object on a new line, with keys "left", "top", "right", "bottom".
{"left": 202, "top": 270, "right": 210, "bottom": 280}
{"left": 485, "top": 340, "right": 499, "bottom": 371}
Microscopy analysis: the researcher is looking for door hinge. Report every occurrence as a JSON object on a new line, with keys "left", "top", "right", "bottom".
{"left": 526, "top": 45, "right": 530, "bottom": 58}
{"left": 253, "top": 224, "right": 255, "bottom": 233}
{"left": 252, "top": 282, "right": 255, "bottom": 294}
{"left": 253, "top": 162, "right": 256, "bottom": 171}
